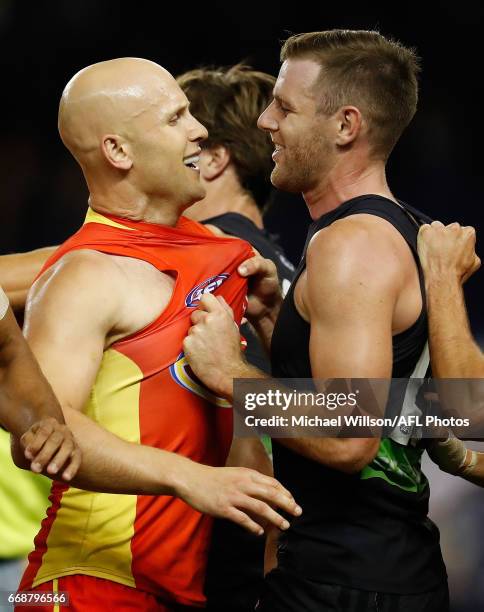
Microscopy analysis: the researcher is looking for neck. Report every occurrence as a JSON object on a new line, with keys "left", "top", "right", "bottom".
{"left": 303, "top": 158, "right": 395, "bottom": 220}
{"left": 185, "top": 168, "right": 264, "bottom": 229}
{"left": 87, "top": 182, "right": 183, "bottom": 227}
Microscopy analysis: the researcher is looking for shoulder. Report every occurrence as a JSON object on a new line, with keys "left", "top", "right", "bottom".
{"left": 307, "top": 214, "right": 404, "bottom": 290}
{"left": 34, "top": 249, "right": 121, "bottom": 291}
{"left": 27, "top": 249, "right": 123, "bottom": 326}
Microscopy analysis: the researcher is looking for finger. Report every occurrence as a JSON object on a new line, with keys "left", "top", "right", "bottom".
{"left": 225, "top": 507, "right": 264, "bottom": 536}
{"left": 24, "top": 420, "right": 56, "bottom": 460}
{"left": 62, "top": 447, "right": 82, "bottom": 481}
{"left": 21, "top": 429, "right": 36, "bottom": 460}
{"left": 238, "top": 255, "right": 267, "bottom": 277}
{"left": 462, "top": 255, "right": 481, "bottom": 283}
{"left": 216, "top": 296, "right": 235, "bottom": 318}
{"left": 198, "top": 292, "right": 224, "bottom": 312}
{"left": 30, "top": 431, "right": 65, "bottom": 472}
{"left": 251, "top": 472, "right": 296, "bottom": 501}
{"left": 447, "top": 222, "right": 460, "bottom": 229}
{"left": 463, "top": 226, "right": 476, "bottom": 244}
{"left": 190, "top": 310, "right": 208, "bottom": 325}
{"left": 46, "top": 437, "right": 75, "bottom": 475}
{"left": 430, "top": 220, "right": 445, "bottom": 228}
{"left": 254, "top": 485, "right": 302, "bottom": 517}
{"left": 418, "top": 224, "right": 430, "bottom": 235}
{"left": 238, "top": 497, "right": 291, "bottom": 531}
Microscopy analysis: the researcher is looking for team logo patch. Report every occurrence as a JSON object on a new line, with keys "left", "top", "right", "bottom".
{"left": 170, "top": 352, "right": 231, "bottom": 408}
{"left": 185, "top": 274, "right": 229, "bottom": 308}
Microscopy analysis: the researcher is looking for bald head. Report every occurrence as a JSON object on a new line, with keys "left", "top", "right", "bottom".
{"left": 58, "top": 58, "right": 179, "bottom": 163}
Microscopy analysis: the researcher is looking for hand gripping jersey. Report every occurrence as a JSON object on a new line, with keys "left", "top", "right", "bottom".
{"left": 20, "top": 208, "right": 253, "bottom": 607}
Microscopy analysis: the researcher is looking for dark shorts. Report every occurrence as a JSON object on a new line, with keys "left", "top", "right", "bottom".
{"left": 256, "top": 567, "right": 449, "bottom": 612}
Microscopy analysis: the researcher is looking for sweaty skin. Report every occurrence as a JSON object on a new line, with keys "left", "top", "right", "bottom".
{"left": 24, "top": 58, "right": 301, "bottom": 536}
{"left": 183, "top": 57, "right": 424, "bottom": 472}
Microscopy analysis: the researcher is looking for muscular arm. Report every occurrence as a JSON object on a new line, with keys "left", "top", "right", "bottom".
{"left": 0, "top": 247, "right": 56, "bottom": 312}
{"left": 23, "top": 250, "right": 198, "bottom": 494}
{"left": 273, "top": 221, "right": 401, "bottom": 472}
{"left": 184, "top": 219, "right": 410, "bottom": 474}
{"left": 24, "top": 251, "right": 300, "bottom": 532}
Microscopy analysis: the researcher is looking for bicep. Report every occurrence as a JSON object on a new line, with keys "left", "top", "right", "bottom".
{"left": 309, "top": 311, "right": 393, "bottom": 379}
{"left": 305, "top": 235, "right": 396, "bottom": 379}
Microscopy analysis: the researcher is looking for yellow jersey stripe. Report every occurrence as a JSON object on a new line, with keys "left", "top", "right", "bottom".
{"left": 84, "top": 208, "right": 136, "bottom": 231}
{"left": 33, "top": 350, "right": 142, "bottom": 587}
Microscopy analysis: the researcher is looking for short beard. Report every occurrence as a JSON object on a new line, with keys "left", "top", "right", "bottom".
{"left": 270, "top": 143, "right": 324, "bottom": 193}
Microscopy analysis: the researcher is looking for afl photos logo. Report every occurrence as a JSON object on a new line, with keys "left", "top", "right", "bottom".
{"left": 185, "top": 274, "right": 229, "bottom": 308}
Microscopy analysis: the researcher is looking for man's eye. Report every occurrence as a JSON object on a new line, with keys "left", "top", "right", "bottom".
{"left": 277, "top": 101, "right": 290, "bottom": 115}
{"left": 169, "top": 113, "right": 180, "bottom": 124}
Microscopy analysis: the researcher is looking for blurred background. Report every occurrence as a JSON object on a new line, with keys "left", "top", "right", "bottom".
{"left": 0, "top": 1, "right": 482, "bottom": 610}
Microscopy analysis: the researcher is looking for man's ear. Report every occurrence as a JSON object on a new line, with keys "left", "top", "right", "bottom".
{"left": 334, "top": 106, "right": 363, "bottom": 146}
{"left": 101, "top": 135, "right": 133, "bottom": 170}
{"left": 199, "top": 145, "right": 231, "bottom": 180}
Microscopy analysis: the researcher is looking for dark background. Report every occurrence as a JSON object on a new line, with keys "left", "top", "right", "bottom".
{"left": 0, "top": 1, "right": 482, "bottom": 339}
{"left": 0, "top": 3, "right": 483, "bottom": 610}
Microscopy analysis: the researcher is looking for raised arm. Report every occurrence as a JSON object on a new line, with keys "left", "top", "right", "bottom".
{"left": 417, "top": 221, "right": 483, "bottom": 378}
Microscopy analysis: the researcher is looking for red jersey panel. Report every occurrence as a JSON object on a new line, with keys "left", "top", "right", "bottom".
{"left": 20, "top": 209, "right": 253, "bottom": 607}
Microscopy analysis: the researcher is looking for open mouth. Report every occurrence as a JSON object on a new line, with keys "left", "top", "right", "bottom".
{"left": 183, "top": 154, "right": 200, "bottom": 171}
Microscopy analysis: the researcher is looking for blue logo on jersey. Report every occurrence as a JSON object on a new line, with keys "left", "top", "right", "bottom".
{"left": 185, "top": 274, "right": 229, "bottom": 308}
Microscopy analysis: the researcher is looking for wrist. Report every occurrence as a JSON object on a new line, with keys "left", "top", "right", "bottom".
{"left": 216, "top": 357, "right": 253, "bottom": 400}
{"left": 161, "top": 452, "right": 197, "bottom": 498}
{"left": 424, "top": 269, "right": 461, "bottom": 290}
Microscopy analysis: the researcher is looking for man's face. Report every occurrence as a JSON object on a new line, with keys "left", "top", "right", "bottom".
{"left": 129, "top": 74, "right": 208, "bottom": 208}
{"left": 257, "top": 58, "right": 335, "bottom": 194}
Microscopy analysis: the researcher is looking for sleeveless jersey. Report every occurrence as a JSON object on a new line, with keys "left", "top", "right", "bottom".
{"left": 20, "top": 208, "right": 253, "bottom": 607}
{"left": 270, "top": 195, "right": 447, "bottom": 593}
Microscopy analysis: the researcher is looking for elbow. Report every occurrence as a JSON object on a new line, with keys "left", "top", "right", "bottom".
{"left": 335, "top": 439, "right": 380, "bottom": 475}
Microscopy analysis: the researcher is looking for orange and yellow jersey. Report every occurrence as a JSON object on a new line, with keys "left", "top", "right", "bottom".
{"left": 20, "top": 208, "right": 253, "bottom": 607}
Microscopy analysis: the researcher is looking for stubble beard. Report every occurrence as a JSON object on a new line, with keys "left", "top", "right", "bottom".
{"left": 271, "top": 143, "right": 322, "bottom": 194}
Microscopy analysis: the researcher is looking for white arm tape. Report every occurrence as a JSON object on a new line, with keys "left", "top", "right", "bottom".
{"left": 427, "top": 437, "right": 477, "bottom": 477}
{"left": 0, "top": 287, "right": 9, "bottom": 321}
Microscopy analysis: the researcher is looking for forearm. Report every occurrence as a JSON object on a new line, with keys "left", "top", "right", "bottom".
{"left": 0, "top": 311, "right": 65, "bottom": 436}
{"left": 426, "top": 275, "right": 484, "bottom": 378}
{"left": 277, "top": 437, "right": 378, "bottom": 474}
{"left": 218, "top": 360, "right": 267, "bottom": 401}
{"left": 428, "top": 438, "right": 484, "bottom": 487}
{"left": 0, "top": 247, "right": 55, "bottom": 303}
{"left": 63, "top": 406, "right": 193, "bottom": 495}
{"left": 226, "top": 437, "right": 273, "bottom": 476}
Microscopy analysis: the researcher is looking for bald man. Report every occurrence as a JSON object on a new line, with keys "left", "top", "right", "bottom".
{"left": 16, "top": 59, "right": 300, "bottom": 611}
{"left": 0, "top": 286, "right": 80, "bottom": 479}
